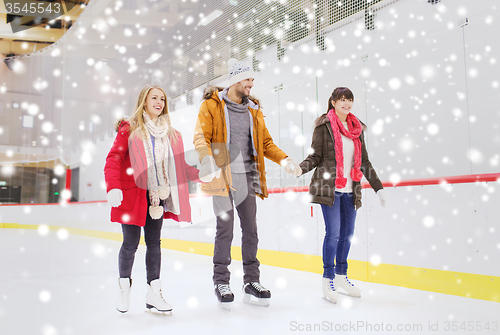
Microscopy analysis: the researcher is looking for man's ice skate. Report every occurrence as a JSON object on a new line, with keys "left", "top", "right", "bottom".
{"left": 145, "top": 279, "right": 172, "bottom": 315}
{"left": 116, "top": 277, "right": 131, "bottom": 313}
{"left": 242, "top": 282, "right": 271, "bottom": 307}
{"left": 335, "top": 275, "right": 361, "bottom": 297}
{"left": 322, "top": 277, "right": 339, "bottom": 303}
{"left": 214, "top": 284, "right": 234, "bottom": 310}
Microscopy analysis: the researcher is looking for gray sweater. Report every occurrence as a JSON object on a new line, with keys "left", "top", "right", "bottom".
{"left": 221, "top": 88, "right": 253, "bottom": 174}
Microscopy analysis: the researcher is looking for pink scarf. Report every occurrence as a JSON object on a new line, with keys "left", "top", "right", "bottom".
{"left": 327, "top": 109, "right": 363, "bottom": 189}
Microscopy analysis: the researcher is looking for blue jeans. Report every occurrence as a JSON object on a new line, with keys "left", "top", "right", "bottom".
{"left": 320, "top": 192, "right": 357, "bottom": 279}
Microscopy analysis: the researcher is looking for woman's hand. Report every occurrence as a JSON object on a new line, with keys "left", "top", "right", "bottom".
{"left": 377, "top": 189, "right": 386, "bottom": 208}
{"left": 107, "top": 189, "right": 123, "bottom": 207}
{"left": 199, "top": 155, "right": 221, "bottom": 182}
{"left": 281, "top": 157, "right": 302, "bottom": 177}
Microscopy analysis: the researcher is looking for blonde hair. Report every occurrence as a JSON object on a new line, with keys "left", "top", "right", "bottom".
{"left": 128, "top": 84, "right": 178, "bottom": 144}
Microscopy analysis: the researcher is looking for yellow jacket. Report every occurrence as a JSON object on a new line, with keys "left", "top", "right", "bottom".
{"left": 194, "top": 87, "right": 288, "bottom": 199}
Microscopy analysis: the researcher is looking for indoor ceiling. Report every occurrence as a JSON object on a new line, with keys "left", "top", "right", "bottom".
{"left": 0, "top": 0, "right": 241, "bottom": 168}
{"left": 1, "top": 1, "right": 91, "bottom": 168}
{"left": 3, "top": 0, "right": 337, "bottom": 167}
{"left": 0, "top": 1, "right": 91, "bottom": 56}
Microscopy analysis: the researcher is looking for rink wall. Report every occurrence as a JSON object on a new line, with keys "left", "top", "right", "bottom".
{"left": 1, "top": 173, "right": 499, "bottom": 302}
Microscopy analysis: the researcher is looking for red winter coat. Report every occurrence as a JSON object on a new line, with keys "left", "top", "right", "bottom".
{"left": 104, "top": 121, "right": 202, "bottom": 226}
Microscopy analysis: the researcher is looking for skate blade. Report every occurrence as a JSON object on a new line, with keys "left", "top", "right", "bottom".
{"left": 217, "top": 301, "right": 232, "bottom": 311}
{"left": 146, "top": 304, "right": 173, "bottom": 315}
{"left": 146, "top": 308, "right": 173, "bottom": 316}
{"left": 243, "top": 293, "right": 270, "bottom": 307}
{"left": 322, "top": 296, "right": 338, "bottom": 304}
{"left": 338, "top": 291, "right": 361, "bottom": 298}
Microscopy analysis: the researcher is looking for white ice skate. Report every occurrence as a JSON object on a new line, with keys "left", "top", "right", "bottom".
{"left": 117, "top": 277, "right": 131, "bottom": 313}
{"left": 146, "top": 279, "right": 172, "bottom": 315}
{"left": 215, "top": 284, "right": 234, "bottom": 310}
{"left": 335, "top": 275, "right": 361, "bottom": 297}
{"left": 322, "top": 277, "right": 339, "bottom": 303}
{"left": 242, "top": 282, "right": 271, "bottom": 307}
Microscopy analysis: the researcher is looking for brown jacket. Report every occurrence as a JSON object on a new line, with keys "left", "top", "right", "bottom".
{"left": 193, "top": 86, "right": 288, "bottom": 199}
{"left": 299, "top": 113, "right": 383, "bottom": 209}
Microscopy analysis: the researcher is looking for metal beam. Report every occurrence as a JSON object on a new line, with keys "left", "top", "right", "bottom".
{"left": 0, "top": 25, "right": 65, "bottom": 42}
{"left": 0, "top": 39, "right": 50, "bottom": 54}
{"left": 102, "top": 9, "right": 193, "bottom": 27}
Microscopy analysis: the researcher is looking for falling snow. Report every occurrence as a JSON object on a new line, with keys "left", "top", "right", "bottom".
{"left": 0, "top": 1, "right": 499, "bottom": 333}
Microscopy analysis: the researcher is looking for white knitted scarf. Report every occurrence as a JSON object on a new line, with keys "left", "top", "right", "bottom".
{"left": 142, "top": 112, "right": 170, "bottom": 219}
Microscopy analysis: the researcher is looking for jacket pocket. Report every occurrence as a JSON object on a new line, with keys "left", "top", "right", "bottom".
{"left": 202, "top": 174, "right": 227, "bottom": 193}
{"left": 201, "top": 167, "right": 232, "bottom": 194}
{"left": 118, "top": 186, "right": 137, "bottom": 212}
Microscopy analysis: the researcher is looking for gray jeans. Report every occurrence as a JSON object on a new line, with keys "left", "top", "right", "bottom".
{"left": 212, "top": 172, "right": 260, "bottom": 284}
{"left": 118, "top": 196, "right": 163, "bottom": 284}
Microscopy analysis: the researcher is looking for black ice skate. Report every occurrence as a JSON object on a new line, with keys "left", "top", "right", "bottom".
{"left": 242, "top": 282, "right": 271, "bottom": 307}
{"left": 214, "top": 284, "right": 234, "bottom": 310}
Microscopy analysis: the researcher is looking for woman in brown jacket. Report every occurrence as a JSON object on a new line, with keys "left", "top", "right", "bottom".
{"left": 298, "top": 87, "right": 386, "bottom": 303}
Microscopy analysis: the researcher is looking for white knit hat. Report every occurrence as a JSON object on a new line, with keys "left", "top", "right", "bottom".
{"left": 227, "top": 58, "right": 255, "bottom": 86}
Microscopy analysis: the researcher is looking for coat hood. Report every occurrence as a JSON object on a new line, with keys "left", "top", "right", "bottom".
{"left": 114, "top": 117, "right": 129, "bottom": 132}
{"left": 202, "top": 85, "right": 260, "bottom": 109}
{"left": 202, "top": 86, "right": 225, "bottom": 100}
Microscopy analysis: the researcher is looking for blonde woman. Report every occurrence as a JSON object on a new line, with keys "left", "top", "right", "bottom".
{"left": 104, "top": 85, "right": 210, "bottom": 314}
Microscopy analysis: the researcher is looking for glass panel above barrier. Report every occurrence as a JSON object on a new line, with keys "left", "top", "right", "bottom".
{"left": 1, "top": 0, "right": 497, "bottom": 205}
{"left": 277, "top": 77, "right": 317, "bottom": 189}
{"left": 462, "top": 14, "right": 500, "bottom": 175}
{"left": 256, "top": 88, "right": 281, "bottom": 191}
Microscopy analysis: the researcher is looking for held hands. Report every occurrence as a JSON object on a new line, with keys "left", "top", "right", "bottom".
{"left": 107, "top": 188, "right": 123, "bottom": 207}
{"left": 281, "top": 157, "right": 302, "bottom": 177}
{"left": 199, "top": 155, "right": 221, "bottom": 183}
{"left": 377, "top": 189, "right": 386, "bottom": 208}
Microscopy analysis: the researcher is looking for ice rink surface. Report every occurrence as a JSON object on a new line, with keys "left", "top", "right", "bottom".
{"left": 1, "top": 229, "right": 498, "bottom": 335}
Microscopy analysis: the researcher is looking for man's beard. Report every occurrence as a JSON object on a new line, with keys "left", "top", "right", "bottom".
{"left": 236, "top": 87, "right": 250, "bottom": 99}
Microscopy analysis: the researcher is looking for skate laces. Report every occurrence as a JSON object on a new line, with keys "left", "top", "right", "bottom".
{"left": 328, "top": 278, "right": 335, "bottom": 290}
{"left": 152, "top": 286, "right": 167, "bottom": 302}
{"left": 344, "top": 277, "right": 354, "bottom": 287}
{"left": 250, "top": 282, "right": 268, "bottom": 292}
{"left": 217, "top": 284, "right": 232, "bottom": 295}
{"left": 119, "top": 291, "right": 130, "bottom": 304}
{"left": 119, "top": 279, "right": 130, "bottom": 301}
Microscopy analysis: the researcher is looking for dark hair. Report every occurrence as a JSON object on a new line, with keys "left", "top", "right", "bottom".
{"left": 326, "top": 87, "right": 354, "bottom": 113}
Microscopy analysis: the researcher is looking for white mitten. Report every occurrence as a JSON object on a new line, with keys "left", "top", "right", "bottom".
{"left": 281, "top": 157, "right": 302, "bottom": 177}
{"left": 377, "top": 189, "right": 386, "bottom": 208}
{"left": 107, "top": 188, "right": 123, "bottom": 207}
{"left": 199, "top": 155, "right": 221, "bottom": 182}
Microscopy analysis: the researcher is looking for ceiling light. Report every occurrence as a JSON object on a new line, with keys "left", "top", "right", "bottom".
{"left": 198, "top": 10, "right": 223, "bottom": 26}
{"left": 23, "top": 115, "right": 34, "bottom": 128}
{"left": 145, "top": 53, "right": 162, "bottom": 64}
